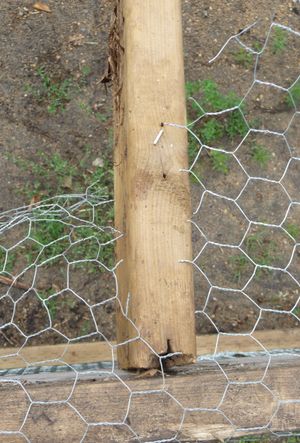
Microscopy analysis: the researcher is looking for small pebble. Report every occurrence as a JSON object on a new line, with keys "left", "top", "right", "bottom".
{"left": 92, "top": 158, "right": 104, "bottom": 167}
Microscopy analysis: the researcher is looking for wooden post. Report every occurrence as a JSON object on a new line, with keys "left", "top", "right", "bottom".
{"left": 112, "top": 0, "right": 196, "bottom": 369}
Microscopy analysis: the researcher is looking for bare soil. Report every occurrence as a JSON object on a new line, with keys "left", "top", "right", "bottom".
{"left": 0, "top": 0, "right": 300, "bottom": 349}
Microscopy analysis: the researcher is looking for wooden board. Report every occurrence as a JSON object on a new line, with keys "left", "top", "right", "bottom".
{"left": 0, "top": 355, "right": 299, "bottom": 442}
{"left": 0, "top": 328, "right": 299, "bottom": 370}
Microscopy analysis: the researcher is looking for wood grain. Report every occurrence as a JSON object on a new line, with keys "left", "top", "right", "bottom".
{"left": 113, "top": 0, "right": 196, "bottom": 369}
{"left": 0, "top": 355, "right": 299, "bottom": 442}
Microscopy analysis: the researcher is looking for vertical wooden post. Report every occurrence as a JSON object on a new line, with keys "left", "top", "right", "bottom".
{"left": 112, "top": 0, "right": 196, "bottom": 369}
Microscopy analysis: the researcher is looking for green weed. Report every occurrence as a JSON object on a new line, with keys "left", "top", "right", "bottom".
{"left": 272, "top": 27, "right": 288, "bottom": 54}
{"left": 9, "top": 149, "right": 111, "bottom": 200}
{"left": 24, "top": 156, "right": 114, "bottom": 270}
{"left": 236, "top": 434, "right": 300, "bottom": 443}
{"left": 186, "top": 80, "right": 248, "bottom": 181}
{"left": 252, "top": 40, "right": 264, "bottom": 52}
{"left": 68, "top": 226, "right": 114, "bottom": 270}
{"left": 38, "top": 288, "right": 58, "bottom": 320}
{"left": 25, "top": 65, "right": 96, "bottom": 114}
{"left": 187, "top": 129, "right": 203, "bottom": 180}
{"left": 210, "top": 151, "right": 230, "bottom": 174}
{"left": 251, "top": 144, "right": 271, "bottom": 167}
{"left": 287, "top": 79, "right": 300, "bottom": 108}
{"left": 8, "top": 64, "right": 115, "bottom": 275}
{"left": 225, "top": 109, "right": 248, "bottom": 139}
{"left": 81, "top": 65, "right": 92, "bottom": 77}
{"left": 79, "top": 101, "right": 109, "bottom": 122}
{"left": 0, "top": 247, "right": 16, "bottom": 274}
{"left": 230, "top": 254, "right": 250, "bottom": 284}
{"left": 185, "top": 81, "right": 203, "bottom": 113}
{"left": 36, "top": 66, "right": 73, "bottom": 114}
{"left": 79, "top": 144, "right": 94, "bottom": 169}
{"left": 198, "top": 110, "right": 247, "bottom": 146}
{"left": 293, "top": 306, "right": 300, "bottom": 317}
{"left": 0, "top": 247, "right": 5, "bottom": 270}
{"left": 31, "top": 218, "right": 65, "bottom": 247}
{"left": 66, "top": 238, "right": 99, "bottom": 263}
{"left": 9, "top": 151, "right": 77, "bottom": 199}
{"left": 248, "top": 117, "right": 262, "bottom": 128}
{"left": 108, "top": 127, "right": 114, "bottom": 149}
{"left": 79, "top": 65, "right": 92, "bottom": 87}
{"left": 80, "top": 319, "right": 92, "bottom": 336}
{"left": 200, "top": 118, "right": 224, "bottom": 144}
{"left": 187, "top": 131, "right": 203, "bottom": 183}
{"left": 186, "top": 80, "right": 248, "bottom": 151}
{"left": 29, "top": 217, "right": 68, "bottom": 265}
{"left": 95, "top": 112, "right": 109, "bottom": 122}
{"left": 199, "top": 79, "right": 241, "bottom": 112}
{"left": 26, "top": 206, "right": 114, "bottom": 271}
{"left": 60, "top": 296, "right": 76, "bottom": 310}
{"left": 45, "top": 298, "right": 57, "bottom": 320}
{"left": 285, "top": 223, "right": 300, "bottom": 241}
{"left": 79, "top": 101, "right": 93, "bottom": 115}
{"left": 50, "top": 152, "right": 76, "bottom": 177}
{"left": 234, "top": 48, "right": 254, "bottom": 68}
{"left": 244, "top": 229, "right": 280, "bottom": 266}
{"left": 237, "top": 437, "right": 265, "bottom": 443}
{"left": 9, "top": 144, "right": 114, "bottom": 207}
{"left": 185, "top": 80, "right": 201, "bottom": 97}
{"left": 87, "top": 158, "right": 114, "bottom": 199}
{"left": 188, "top": 133, "right": 200, "bottom": 162}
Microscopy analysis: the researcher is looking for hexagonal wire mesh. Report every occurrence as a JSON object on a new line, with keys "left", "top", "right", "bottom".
{"left": 0, "top": 19, "right": 300, "bottom": 443}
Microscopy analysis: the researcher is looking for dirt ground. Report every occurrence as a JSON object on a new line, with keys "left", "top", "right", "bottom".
{"left": 0, "top": 0, "right": 300, "bottom": 349}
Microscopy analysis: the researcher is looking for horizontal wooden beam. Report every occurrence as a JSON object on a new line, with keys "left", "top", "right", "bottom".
{"left": 0, "top": 354, "right": 299, "bottom": 442}
{"left": 0, "top": 328, "right": 299, "bottom": 370}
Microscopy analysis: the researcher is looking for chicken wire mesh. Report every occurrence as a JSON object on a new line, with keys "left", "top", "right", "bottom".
{"left": 0, "top": 19, "right": 300, "bottom": 443}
